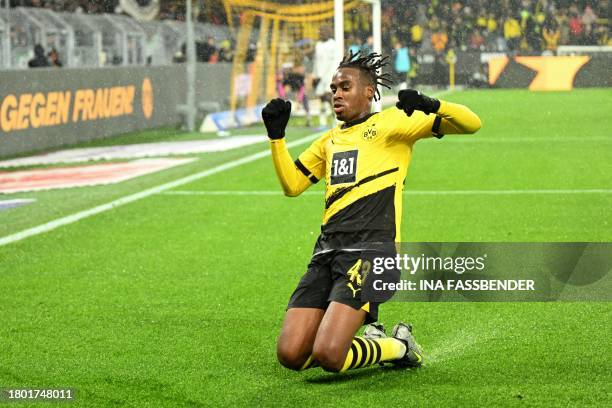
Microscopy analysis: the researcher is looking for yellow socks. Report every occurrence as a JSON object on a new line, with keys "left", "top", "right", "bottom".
{"left": 298, "top": 337, "right": 406, "bottom": 372}
{"left": 340, "top": 337, "right": 406, "bottom": 372}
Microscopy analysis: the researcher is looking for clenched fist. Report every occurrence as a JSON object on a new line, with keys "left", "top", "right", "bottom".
{"left": 396, "top": 89, "right": 440, "bottom": 117}
{"left": 262, "top": 98, "right": 292, "bottom": 140}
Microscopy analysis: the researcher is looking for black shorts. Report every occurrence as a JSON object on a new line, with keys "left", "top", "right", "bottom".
{"left": 287, "top": 232, "right": 399, "bottom": 324}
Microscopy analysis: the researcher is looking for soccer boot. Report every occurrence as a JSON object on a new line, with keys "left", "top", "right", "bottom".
{"left": 363, "top": 322, "right": 387, "bottom": 339}
{"left": 390, "top": 322, "right": 424, "bottom": 367}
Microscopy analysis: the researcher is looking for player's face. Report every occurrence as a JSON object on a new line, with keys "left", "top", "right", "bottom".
{"left": 330, "top": 67, "right": 374, "bottom": 122}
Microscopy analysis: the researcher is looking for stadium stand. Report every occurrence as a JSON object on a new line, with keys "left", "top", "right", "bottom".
{"left": 1, "top": 0, "right": 608, "bottom": 71}
{"left": 372, "top": 1, "right": 610, "bottom": 54}
{"left": 0, "top": 1, "right": 232, "bottom": 68}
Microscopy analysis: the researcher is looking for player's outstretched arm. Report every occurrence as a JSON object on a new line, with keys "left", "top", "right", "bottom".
{"left": 435, "top": 100, "right": 481, "bottom": 135}
{"left": 262, "top": 98, "right": 312, "bottom": 197}
{"left": 396, "top": 89, "right": 481, "bottom": 135}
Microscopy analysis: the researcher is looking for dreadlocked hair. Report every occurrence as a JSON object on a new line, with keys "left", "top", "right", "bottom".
{"left": 337, "top": 50, "right": 393, "bottom": 101}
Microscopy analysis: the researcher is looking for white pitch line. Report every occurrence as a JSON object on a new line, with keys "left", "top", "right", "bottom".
{"left": 0, "top": 198, "right": 36, "bottom": 205}
{"left": 160, "top": 189, "right": 612, "bottom": 196}
{"left": 0, "top": 132, "right": 324, "bottom": 247}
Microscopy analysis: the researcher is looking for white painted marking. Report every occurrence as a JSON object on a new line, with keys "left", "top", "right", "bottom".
{"left": 0, "top": 198, "right": 36, "bottom": 205}
{"left": 0, "top": 133, "right": 323, "bottom": 246}
{"left": 0, "top": 136, "right": 268, "bottom": 168}
{"left": 0, "top": 158, "right": 195, "bottom": 194}
{"left": 0, "top": 198, "right": 36, "bottom": 211}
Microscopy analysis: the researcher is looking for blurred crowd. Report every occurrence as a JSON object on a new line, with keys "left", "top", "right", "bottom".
{"left": 378, "top": 0, "right": 610, "bottom": 55}
{"left": 9, "top": 0, "right": 233, "bottom": 67}
{"left": 26, "top": 43, "right": 62, "bottom": 67}
{"left": 12, "top": 0, "right": 610, "bottom": 68}
{"left": 14, "top": 0, "right": 609, "bottom": 55}
{"left": 172, "top": 36, "right": 234, "bottom": 64}
{"left": 159, "top": 0, "right": 227, "bottom": 25}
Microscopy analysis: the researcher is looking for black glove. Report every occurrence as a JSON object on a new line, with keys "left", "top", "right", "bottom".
{"left": 396, "top": 89, "right": 441, "bottom": 117}
{"left": 262, "top": 98, "right": 291, "bottom": 139}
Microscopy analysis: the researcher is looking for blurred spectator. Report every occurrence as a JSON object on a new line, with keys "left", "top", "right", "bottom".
{"left": 173, "top": 43, "right": 186, "bottom": 64}
{"left": 450, "top": 17, "right": 470, "bottom": 50}
{"left": 556, "top": 7, "right": 570, "bottom": 45}
{"left": 312, "top": 25, "right": 336, "bottom": 127}
{"left": 504, "top": 14, "right": 522, "bottom": 52}
{"left": 361, "top": 35, "right": 374, "bottom": 55}
{"left": 277, "top": 56, "right": 311, "bottom": 127}
{"left": 569, "top": 12, "right": 584, "bottom": 44}
{"left": 581, "top": 5, "right": 597, "bottom": 44}
{"left": 410, "top": 22, "right": 424, "bottom": 49}
{"left": 392, "top": 40, "right": 411, "bottom": 89}
{"left": 245, "top": 42, "right": 256, "bottom": 63}
{"left": 476, "top": 11, "right": 487, "bottom": 31}
{"left": 543, "top": 14, "right": 561, "bottom": 52}
{"left": 197, "top": 37, "right": 217, "bottom": 63}
{"left": 28, "top": 44, "right": 49, "bottom": 68}
{"left": 196, "top": 0, "right": 229, "bottom": 25}
{"left": 48, "top": 48, "right": 63, "bottom": 67}
{"left": 347, "top": 35, "right": 361, "bottom": 55}
{"left": 432, "top": 53, "right": 447, "bottom": 88}
{"left": 208, "top": 50, "right": 219, "bottom": 64}
{"left": 487, "top": 12, "right": 498, "bottom": 35}
{"left": 593, "top": 20, "right": 609, "bottom": 45}
{"left": 217, "top": 40, "right": 233, "bottom": 63}
{"left": 431, "top": 25, "right": 449, "bottom": 52}
{"left": 469, "top": 29, "right": 486, "bottom": 51}
{"left": 524, "top": 14, "right": 543, "bottom": 52}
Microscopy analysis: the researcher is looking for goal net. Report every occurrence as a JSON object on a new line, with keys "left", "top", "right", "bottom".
{"left": 222, "top": 0, "right": 367, "bottom": 115}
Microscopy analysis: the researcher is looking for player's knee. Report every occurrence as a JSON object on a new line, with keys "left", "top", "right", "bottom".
{"left": 311, "top": 344, "right": 345, "bottom": 372}
{"left": 276, "top": 342, "right": 308, "bottom": 371}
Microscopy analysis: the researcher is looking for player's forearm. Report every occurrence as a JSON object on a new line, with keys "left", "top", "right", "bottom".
{"left": 437, "top": 100, "right": 482, "bottom": 134}
{"left": 270, "top": 139, "right": 311, "bottom": 197}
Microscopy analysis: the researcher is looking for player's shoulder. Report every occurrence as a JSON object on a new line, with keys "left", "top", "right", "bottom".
{"left": 376, "top": 106, "right": 430, "bottom": 124}
{"left": 310, "top": 128, "right": 333, "bottom": 147}
{"left": 372, "top": 106, "right": 433, "bottom": 142}
{"left": 376, "top": 106, "right": 404, "bottom": 120}
{"left": 374, "top": 106, "right": 411, "bottom": 127}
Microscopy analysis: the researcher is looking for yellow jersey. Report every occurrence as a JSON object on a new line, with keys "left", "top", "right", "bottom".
{"left": 295, "top": 107, "right": 442, "bottom": 241}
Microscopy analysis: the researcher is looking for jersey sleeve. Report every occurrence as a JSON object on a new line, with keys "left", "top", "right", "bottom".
{"left": 385, "top": 107, "right": 437, "bottom": 144}
{"left": 436, "top": 100, "right": 482, "bottom": 135}
{"left": 296, "top": 133, "right": 327, "bottom": 182}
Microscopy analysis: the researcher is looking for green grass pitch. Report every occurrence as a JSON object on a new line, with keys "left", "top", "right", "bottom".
{"left": 0, "top": 89, "right": 610, "bottom": 406}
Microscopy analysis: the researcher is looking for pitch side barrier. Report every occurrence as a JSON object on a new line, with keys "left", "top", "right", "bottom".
{"left": 407, "top": 51, "right": 610, "bottom": 89}
{"left": 0, "top": 63, "right": 231, "bottom": 158}
{"left": 486, "top": 54, "right": 612, "bottom": 90}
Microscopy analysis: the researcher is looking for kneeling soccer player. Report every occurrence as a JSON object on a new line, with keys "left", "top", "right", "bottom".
{"left": 262, "top": 52, "right": 482, "bottom": 373}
